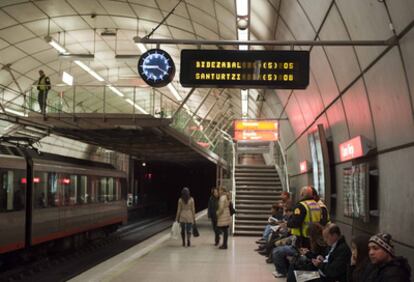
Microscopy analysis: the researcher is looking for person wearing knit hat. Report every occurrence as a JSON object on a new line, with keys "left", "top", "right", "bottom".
{"left": 363, "top": 232, "right": 412, "bottom": 282}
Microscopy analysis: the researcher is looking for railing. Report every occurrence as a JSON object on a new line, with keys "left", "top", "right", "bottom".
{"left": 272, "top": 141, "right": 289, "bottom": 192}
{"left": 0, "top": 83, "right": 234, "bottom": 167}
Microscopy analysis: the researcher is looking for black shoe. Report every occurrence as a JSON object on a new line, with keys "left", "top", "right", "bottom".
{"left": 187, "top": 240, "right": 191, "bottom": 247}
{"left": 254, "top": 246, "right": 265, "bottom": 252}
{"left": 219, "top": 245, "right": 227, "bottom": 249}
{"left": 258, "top": 250, "right": 268, "bottom": 256}
{"left": 266, "top": 257, "right": 273, "bottom": 264}
{"left": 215, "top": 241, "right": 219, "bottom": 246}
{"left": 256, "top": 239, "right": 266, "bottom": 244}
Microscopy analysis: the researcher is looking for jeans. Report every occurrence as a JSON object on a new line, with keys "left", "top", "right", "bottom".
{"left": 262, "top": 224, "right": 272, "bottom": 240}
{"left": 272, "top": 245, "right": 297, "bottom": 275}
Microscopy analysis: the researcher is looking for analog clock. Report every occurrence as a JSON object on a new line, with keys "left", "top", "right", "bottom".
{"left": 138, "top": 49, "right": 175, "bottom": 87}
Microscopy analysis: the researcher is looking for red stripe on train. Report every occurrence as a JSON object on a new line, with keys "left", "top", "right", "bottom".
{"left": 32, "top": 216, "right": 127, "bottom": 245}
{"left": 0, "top": 241, "right": 25, "bottom": 254}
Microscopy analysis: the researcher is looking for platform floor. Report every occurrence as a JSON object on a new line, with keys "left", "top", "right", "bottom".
{"left": 70, "top": 212, "right": 286, "bottom": 282}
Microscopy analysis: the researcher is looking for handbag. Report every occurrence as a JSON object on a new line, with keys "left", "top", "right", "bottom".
{"left": 171, "top": 221, "right": 180, "bottom": 240}
{"left": 193, "top": 223, "right": 200, "bottom": 237}
{"left": 229, "top": 202, "right": 236, "bottom": 216}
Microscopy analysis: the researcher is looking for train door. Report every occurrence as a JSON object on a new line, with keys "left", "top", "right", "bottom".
{"left": 0, "top": 167, "right": 26, "bottom": 253}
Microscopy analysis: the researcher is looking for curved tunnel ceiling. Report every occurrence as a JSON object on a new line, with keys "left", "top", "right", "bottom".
{"left": 0, "top": 0, "right": 413, "bottom": 169}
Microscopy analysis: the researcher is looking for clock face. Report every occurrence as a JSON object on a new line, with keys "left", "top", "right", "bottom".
{"left": 138, "top": 49, "right": 175, "bottom": 87}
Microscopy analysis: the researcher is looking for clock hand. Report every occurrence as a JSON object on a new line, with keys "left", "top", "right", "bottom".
{"left": 143, "top": 65, "right": 168, "bottom": 75}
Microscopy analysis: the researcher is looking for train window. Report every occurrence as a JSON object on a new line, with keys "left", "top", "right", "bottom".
{"left": 79, "top": 175, "right": 88, "bottom": 204}
{"left": 68, "top": 175, "right": 78, "bottom": 205}
{"left": 89, "top": 176, "right": 98, "bottom": 203}
{"left": 107, "top": 177, "right": 114, "bottom": 202}
{"left": 115, "top": 178, "right": 121, "bottom": 201}
{"left": 34, "top": 172, "right": 48, "bottom": 208}
{"left": 99, "top": 177, "right": 107, "bottom": 202}
{"left": 0, "top": 169, "right": 26, "bottom": 212}
{"left": 48, "top": 173, "right": 59, "bottom": 207}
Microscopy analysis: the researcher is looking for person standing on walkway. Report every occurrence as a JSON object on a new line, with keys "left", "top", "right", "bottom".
{"left": 175, "top": 187, "right": 196, "bottom": 247}
{"left": 36, "top": 69, "right": 51, "bottom": 114}
{"left": 216, "top": 187, "right": 231, "bottom": 249}
{"left": 208, "top": 187, "right": 220, "bottom": 246}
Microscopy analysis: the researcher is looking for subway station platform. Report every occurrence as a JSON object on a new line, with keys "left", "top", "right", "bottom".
{"left": 70, "top": 211, "right": 285, "bottom": 282}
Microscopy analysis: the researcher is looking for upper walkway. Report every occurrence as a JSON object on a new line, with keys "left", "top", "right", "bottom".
{"left": 70, "top": 212, "right": 284, "bottom": 282}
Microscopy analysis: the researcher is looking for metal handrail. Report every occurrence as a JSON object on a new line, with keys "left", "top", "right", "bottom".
{"left": 1, "top": 83, "right": 234, "bottom": 168}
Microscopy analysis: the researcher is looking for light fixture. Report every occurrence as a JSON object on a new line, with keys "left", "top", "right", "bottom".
{"left": 115, "top": 54, "right": 141, "bottom": 61}
{"left": 4, "top": 108, "right": 26, "bottom": 117}
{"left": 236, "top": 0, "right": 249, "bottom": 16}
{"left": 107, "top": 85, "right": 124, "bottom": 97}
{"left": 136, "top": 42, "right": 147, "bottom": 54}
{"left": 45, "top": 36, "right": 68, "bottom": 54}
{"left": 241, "top": 89, "right": 249, "bottom": 117}
{"left": 125, "top": 98, "right": 149, "bottom": 114}
{"left": 74, "top": 60, "right": 104, "bottom": 82}
{"left": 62, "top": 71, "right": 73, "bottom": 86}
{"left": 167, "top": 84, "right": 182, "bottom": 101}
{"left": 59, "top": 53, "right": 95, "bottom": 61}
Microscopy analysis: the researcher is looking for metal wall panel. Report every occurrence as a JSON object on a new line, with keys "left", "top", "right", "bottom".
{"left": 342, "top": 79, "right": 376, "bottom": 142}
{"left": 364, "top": 47, "right": 414, "bottom": 150}
{"left": 325, "top": 100, "right": 349, "bottom": 163}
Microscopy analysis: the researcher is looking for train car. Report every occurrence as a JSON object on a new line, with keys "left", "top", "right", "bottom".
{"left": 0, "top": 144, "right": 127, "bottom": 256}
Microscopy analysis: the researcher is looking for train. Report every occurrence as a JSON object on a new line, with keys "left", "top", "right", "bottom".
{"left": 0, "top": 143, "right": 127, "bottom": 257}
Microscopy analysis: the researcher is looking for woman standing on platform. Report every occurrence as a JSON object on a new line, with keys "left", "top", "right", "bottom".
{"left": 216, "top": 187, "right": 231, "bottom": 249}
{"left": 176, "top": 187, "right": 196, "bottom": 247}
{"left": 208, "top": 187, "right": 220, "bottom": 245}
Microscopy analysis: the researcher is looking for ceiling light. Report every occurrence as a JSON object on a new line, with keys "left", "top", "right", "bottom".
{"left": 238, "top": 29, "right": 248, "bottom": 41}
{"left": 45, "top": 35, "right": 68, "bottom": 54}
{"left": 74, "top": 60, "right": 105, "bottom": 82}
{"left": 4, "top": 108, "right": 26, "bottom": 117}
{"left": 101, "top": 29, "right": 117, "bottom": 36}
{"left": 107, "top": 85, "right": 124, "bottom": 97}
{"left": 136, "top": 43, "right": 147, "bottom": 54}
{"left": 241, "top": 89, "right": 249, "bottom": 116}
{"left": 59, "top": 53, "right": 95, "bottom": 61}
{"left": 167, "top": 84, "right": 182, "bottom": 101}
{"left": 236, "top": 0, "right": 249, "bottom": 16}
{"left": 62, "top": 71, "right": 73, "bottom": 86}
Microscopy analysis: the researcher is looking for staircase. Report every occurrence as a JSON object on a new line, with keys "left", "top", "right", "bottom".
{"left": 234, "top": 165, "right": 283, "bottom": 236}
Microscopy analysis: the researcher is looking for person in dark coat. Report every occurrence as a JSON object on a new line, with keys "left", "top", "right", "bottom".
{"left": 347, "top": 234, "right": 372, "bottom": 282}
{"left": 312, "top": 224, "right": 351, "bottom": 282}
{"left": 207, "top": 187, "right": 220, "bottom": 245}
{"left": 363, "top": 233, "right": 411, "bottom": 282}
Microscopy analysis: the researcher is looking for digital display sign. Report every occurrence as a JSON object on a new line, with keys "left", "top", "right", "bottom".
{"left": 180, "top": 50, "right": 309, "bottom": 89}
{"left": 234, "top": 131, "right": 278, "bottom": 141}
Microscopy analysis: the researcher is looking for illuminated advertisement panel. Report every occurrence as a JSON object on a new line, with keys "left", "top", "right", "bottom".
{"left": 180, "top": 50, "right": 309, "bottom": 89}
{"left": 234, "top": 120, "right": 278, "bottom": 131}
{"left": 234, "top": 131, "right": 278, "bottom": 141}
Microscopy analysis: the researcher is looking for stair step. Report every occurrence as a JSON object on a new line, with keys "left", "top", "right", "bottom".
{"left": 236, "top": 190, "right": 282, "bottom": 196}
{"left": 235, "top": 225, "right": 265, "bottom": 231}
{"left": 235, "top": 205, "right": 271, "bottom": 211}
{"left": 236, "top": 165, "right": 274, "bottom": 169}
{"left": 233, "top": 230, "right": 263, "bottom": 236}
{"left": 235, "top": 172, "right": 279, "bottom": 177}
{"left": 235, "top": 214, "right": 269, "bottom": 220}
{"left": 236, "top": 194, "right": 281, "bottom": 200}
{"left": 235, "top": 177, "right": 279, "bottom": 182}
{"left": 236, "top": 199, "right": 278, "bottom": 204}
{"left": 235, "top": 219, "right": 268, "bottom": 225}
{"left": 235, "top": 209, "right": 270, "bottom": 215}
{"left": 236, "top": 182, "right": 281, "bottom": 187}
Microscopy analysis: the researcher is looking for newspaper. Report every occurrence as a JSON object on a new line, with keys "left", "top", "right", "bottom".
{"left": 293, "top": 270, "right": 320, "bottom": 282}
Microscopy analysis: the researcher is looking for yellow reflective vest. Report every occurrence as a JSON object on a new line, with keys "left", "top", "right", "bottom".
{"left": 38, "top": 75, "right": 50, "bottom": 91}
{"left": 291, "top": 199, "right": 321, "bottom": 238}
{"left": 318, "top": 200, "right": 331, "bottom": 225}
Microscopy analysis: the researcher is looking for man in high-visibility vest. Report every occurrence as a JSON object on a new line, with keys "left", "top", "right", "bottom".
{"left": 310, "top": 186, "right": 330, "bottom": 226}
{"left": 37, "top": 70, "right": 51, "bottom": 114}
{"left": 287, "top": 186, "right": 321, "bottom": 249}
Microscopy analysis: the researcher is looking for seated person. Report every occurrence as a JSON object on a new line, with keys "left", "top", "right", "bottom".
{"left": 312, "top": 224, "right": 351, "bottom": 282}
{"left": 363, "top": 233, "right": 411, "bottom": 282}
{"left": 256, "top": 204, "right": 281, "bottom": 244}
{"left": 287, "top": 223, "right": 329, "bottom": 282}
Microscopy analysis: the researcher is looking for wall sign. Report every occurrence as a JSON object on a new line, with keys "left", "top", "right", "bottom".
{"left": 339, "top": 136, "right": 372, "bottom": 162}
{"left": 180, "top": 50, "right": 309, "bottom": 89}
{"left": 300, "top": 161, "right": 308, "bottom": 173}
